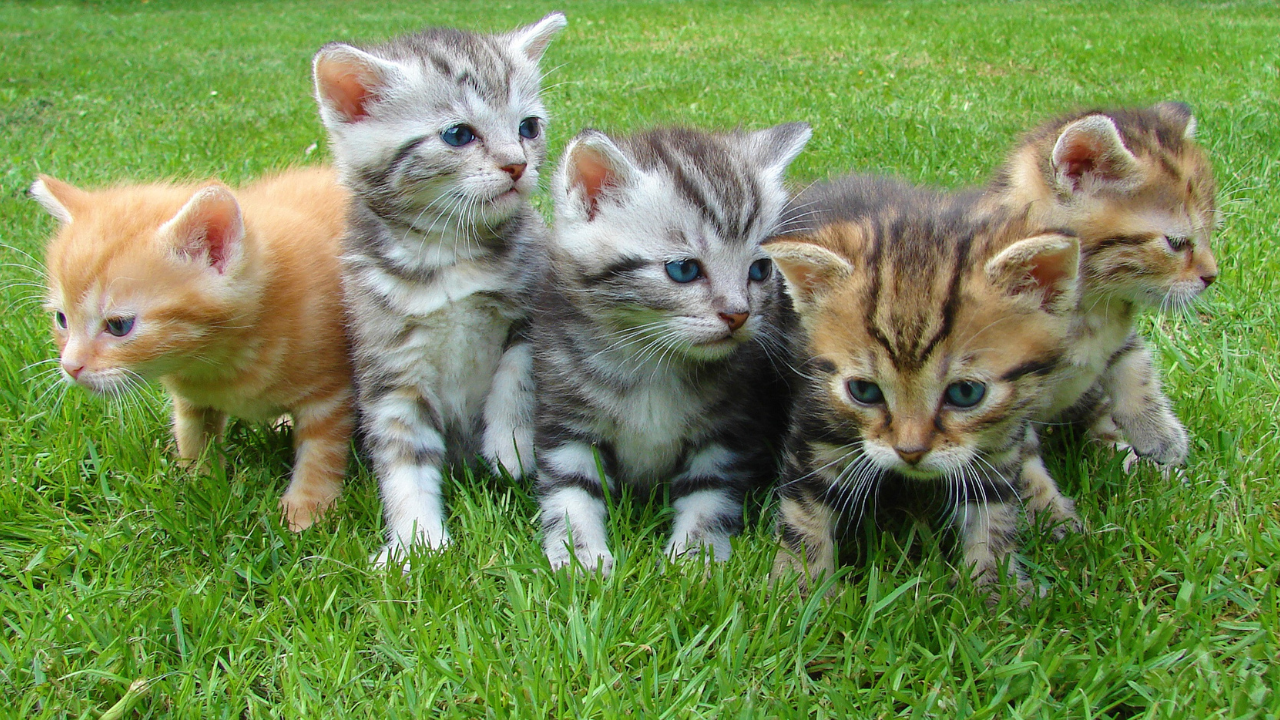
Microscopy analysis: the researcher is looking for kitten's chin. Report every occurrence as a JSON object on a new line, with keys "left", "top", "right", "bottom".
{"left": 68, "top": 372, "right": 135, "bottom": 397}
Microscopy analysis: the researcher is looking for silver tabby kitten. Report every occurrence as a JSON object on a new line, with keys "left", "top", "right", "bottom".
{"left": 312, "top": 13, "right": 566, "bottom": 564}
{"left": 533, "top": 124, "right": 811, "bottom": 575}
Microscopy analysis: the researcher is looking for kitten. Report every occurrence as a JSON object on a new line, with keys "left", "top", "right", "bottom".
{"left": 32, "top": 167, "right": 354, "bottom": 531}
{"left": 312, "top": 13, "right": 566, "bottom": 564}
{"left": 982, "top": 102, "right": 1219, "bottom": 523}
{"left": 533, "top": 124, "right": 810, "bottom": 575}
{"left": 781, "top": 102, "right": 1219, "bottom": 533}
{"left": 767, "top": 192, "right": 1081, "bottom": 596}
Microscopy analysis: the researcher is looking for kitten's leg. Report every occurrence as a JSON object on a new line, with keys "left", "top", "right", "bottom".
{"left": 537, "top": 441, "right": 614, "bottom": 575}
{"left": 481, "top": 341, "right": 535, "bottom": 479}
{"left": 1103, "top": 336, "right": 1189, "bottom": 467}
{"left": 665, "top": 444, "right": 746, "bottom": 564}
{"left": 363, "top": 385, "right": 451, "bottom": 567}
{"left": 1019, "top": 427, "right": 1082, "bottom": 539}
{"left": 172, "top": 395, "right": 226, "bottom": 464}
{"left": 279, "top": 387, "right": 354, "bottom": 532}
{"left": 770, "top": 491, "right": 837, "bottom": 597}
{"left": 954, "top": 475, "right": 1030, "bottom": 602}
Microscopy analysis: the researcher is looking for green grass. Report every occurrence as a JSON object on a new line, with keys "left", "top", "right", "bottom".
{"left": 2, "top": 0, "right": 1278, "bottom": 717}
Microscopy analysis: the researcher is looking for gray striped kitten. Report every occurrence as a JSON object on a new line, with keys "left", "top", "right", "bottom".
{"left": 312, "top": 13, "right": 565, "bottom": 565}
{"left": 533, "top": 124, "right": 810, "bottom": 575}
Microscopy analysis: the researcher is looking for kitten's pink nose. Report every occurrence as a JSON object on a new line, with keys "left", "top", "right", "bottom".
{"left": 501, "top": 163, "right": 526, "bottom": 182}
{"left": 62, "top": 361, "right": 84, "bottom": 380}
{"left": 718, "top": 312, "right": 749, "bottom": 332}
{"left": 895, "top": 446, "right": 927, "bottom": 465}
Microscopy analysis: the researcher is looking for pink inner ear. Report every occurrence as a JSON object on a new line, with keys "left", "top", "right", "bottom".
{"left": 574, "top": 150, "right": 615, "bottom": 220}
{"left": 175, "top": 190, "right": 241, "bottom": 274}
{"left": 1056, "top": 137, "right": 1101, "bottom": 186}
{"left": 317, "top": 59, "right": 374, "bottom": 121}
{"left": 1026, "top": 251, "right": 1070, "bottom": 305}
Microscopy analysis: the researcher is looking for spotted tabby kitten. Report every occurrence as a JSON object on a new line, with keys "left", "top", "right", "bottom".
{"left": 983, "top": 102, "right": 1218, "bottom": 523}
{"left": 32, "top": 168, "right": 353, "bottom": 531}
{"left": 312, "top": 13, "right": 566, "bottom": 564}
{"left": 533, "top": 124, "right": 810, "bottom": 574}
{"left": 767, "top": 193, "right": 1081, "bottom": 595}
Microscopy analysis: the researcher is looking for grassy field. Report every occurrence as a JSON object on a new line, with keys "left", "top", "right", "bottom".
{"left": 2, "top": 0, "right": 1278, "bottom": 717}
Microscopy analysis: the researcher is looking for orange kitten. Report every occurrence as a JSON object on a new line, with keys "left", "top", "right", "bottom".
{"left": 32, "top": 167, "right": 354, "bottom": 531}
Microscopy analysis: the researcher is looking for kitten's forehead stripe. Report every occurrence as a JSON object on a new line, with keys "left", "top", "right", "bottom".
{"left": 374, "top": 27, "right": 521, "bottom": 104}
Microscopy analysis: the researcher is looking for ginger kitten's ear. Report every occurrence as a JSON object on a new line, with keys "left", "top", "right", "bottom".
{"left": 313, "top": 44, "right": 402, "bottom": 123}
{"left": 1153, "top": 100, "right": 1197, "bottom": 139}
{"left": 985, "top": 233, "right": 1080, "bottom": 315}
{"left": 159, "top": 185, "right": 244, "bottom": 274}
{"left": 558, "top": 130, "right": 640, "bottom": 221}
{"left": 1051, "top": 115, "right": 1142, "bottom": 193}
{"left": 30, "top": 175, "right": 86, "bottom": 225}
{"left": 764, "top": 240, "right": 854, "bottom": 314}
{"left": 747, "top": 122, "right": 812, "bottom": 181}
{"left": 507, "top": 12, "right": 567, "bottom": 63}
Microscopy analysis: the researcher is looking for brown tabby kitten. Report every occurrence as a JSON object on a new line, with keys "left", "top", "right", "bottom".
{"left": 984, "top": 102, "right": 1219, "bottom": 523}
{"left": 32, "top": 167, "right": 354, "bottom": 531}
{"left": 767, "top": 191, "right": 1081, "bottom": 597}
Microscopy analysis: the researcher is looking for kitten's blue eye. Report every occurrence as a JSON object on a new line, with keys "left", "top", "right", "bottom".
{"left": 665, "top": 260, "right": 703, "bottom": 283}
{"left": 518, "top": 117, "right": 540, "bottom": 140}
{"left": 945, "top": 381, "right": 986, "bottom": 408}
{"left": 748, "top": 258, "right": 772, "bottom": 282}
{"left": 55, "top": 311, "right": 67, "bottom": 329}
{"left": 441, "top": 124, "right": 476, "bottom": 147}
{"left": 104, "top": 316, "right": 135, "bottom": 338}
{"left": 847, "top": 380, "right": 883, "bottom": 405}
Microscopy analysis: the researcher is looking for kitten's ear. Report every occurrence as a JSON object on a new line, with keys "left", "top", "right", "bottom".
{"left": 506, "top": 12, "right": 567, "bottom": 63}
{"left": 1051, "top": 115, "right": 1142, "bottom": 193}
{"left": 985, "top": 233, "right": 1080, "bottom": 315}
{"left": 747, "top": 122, "right": 812, "bottom": 180}
{"left": 313, "top": 43, "right": 401, "bottom": 123}
{"left": 558, "top": 130, "right": 639, "bottom": 221}
{"left": 764, "top": 239, "right": 853, "bottom": 314}
{"left": 160, "top": 185, "right": 244, "bottom": 274}
{"left": 30, "top": 175, "right": 85, "bottom": 225}
{"left": 1152, "top": 101, "right": 1197, "bottom": 139}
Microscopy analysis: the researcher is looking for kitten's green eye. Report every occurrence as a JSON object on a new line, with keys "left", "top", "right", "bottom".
{"left": 518, "top": 117, "right": 540, "bottom": 140}
{"left": 104, "top": 316, "right": 135, "bottom": 338}
{"left": 847, "top": 379, "right": 884, "bottom": 405}
{"left": 945, "top": 381, "right": 986, "bottom": 408}
{"left": 748, "top": 258, "right": 772, "bottom": 282}
{"left": 1165, "top": 235, "right": 1192, "bottom": 252}
{"left": 665, "top": 260, "right": 703, "bottom": 283}
{"left": 441, "top": 124, "right": 476, "bottom": 147}
{"left": 54, "top": 311, "right": 67, "bottom": 329}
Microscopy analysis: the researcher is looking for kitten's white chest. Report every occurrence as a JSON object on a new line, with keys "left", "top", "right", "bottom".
{"left": 1046, "top": 305, "right": 1133, "bottom": 417}
{"left": 607, "top": 373, "right": 707, "bottom": 483}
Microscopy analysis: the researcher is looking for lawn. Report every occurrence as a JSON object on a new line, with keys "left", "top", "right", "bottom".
{"left": 2, "top": 0, "right": 1278, "bottom": 717}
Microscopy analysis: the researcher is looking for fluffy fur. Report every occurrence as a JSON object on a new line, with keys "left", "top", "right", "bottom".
{"left": 533, "top": 124, "right": 811, "bottom": 575}
{"left": 33, "top": 167, "right": 354, "bottom": 531}
{"left": 982, "top": 102, "right": 1219, "bottom": 521}
{"left": 312, "top": 13, "right": 565, "bottom": 564}
{"left": 767, "top": 190, "right": 1081, "bottom": 598}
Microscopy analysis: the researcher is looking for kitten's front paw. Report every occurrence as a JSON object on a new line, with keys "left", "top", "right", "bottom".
{"left": 482, "top": 428, "right": 534, "bottom": 481}
{"left": 665, "top": 531, "right": 732, "bottom": 564}
{"left": 278, "top": 488, "right": 339, "bottom": 532}
{"left": 371, "top": 528, "right": 451, "bottom": 572}
{"left": 545, "top": 543, "right": 614, "bottom": 577}
{"left": 1117, "top": 414, "right": 1189, "bottom": 467}
{"left": 1027, "top": 494, "right": 1084, "bottom": 541}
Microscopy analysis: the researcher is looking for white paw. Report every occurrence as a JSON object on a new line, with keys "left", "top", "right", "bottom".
{"left": 546, "top": 543, "right": 614, "bottom": 577}
{"left": 665, "top": 532, "right": 733, "bottom": 563}
{"left": 370, "top": 528, "right": 451, "bottom": 572}
{"left": 482, "top": 428, "right": 534, "bottom": 480}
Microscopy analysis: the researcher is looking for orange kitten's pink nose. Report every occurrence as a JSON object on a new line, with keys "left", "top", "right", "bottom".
{"left": 62, "top": 361, "right": 84, "bottom": 380}
{"left": 718, "top": 312, "right": 748, "bottom": 332}
{"left": 895, "top": 446, "right": 927, "bottom": 465}
{"left": 501, "top": 163, "right": 526, "bottom": 182}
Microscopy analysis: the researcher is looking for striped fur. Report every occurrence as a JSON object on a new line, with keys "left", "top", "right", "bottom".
{"left": 33, "top": 168, "right": 355, "bottom": 532}
{"left": 533, "top": 124, "right": 810, "bottom": 574}
{"left": 311, "top": 14, "right": 565, "bottom": 565}
{"left": 767, "top": 192, "right": 1081, "bottom": 599}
